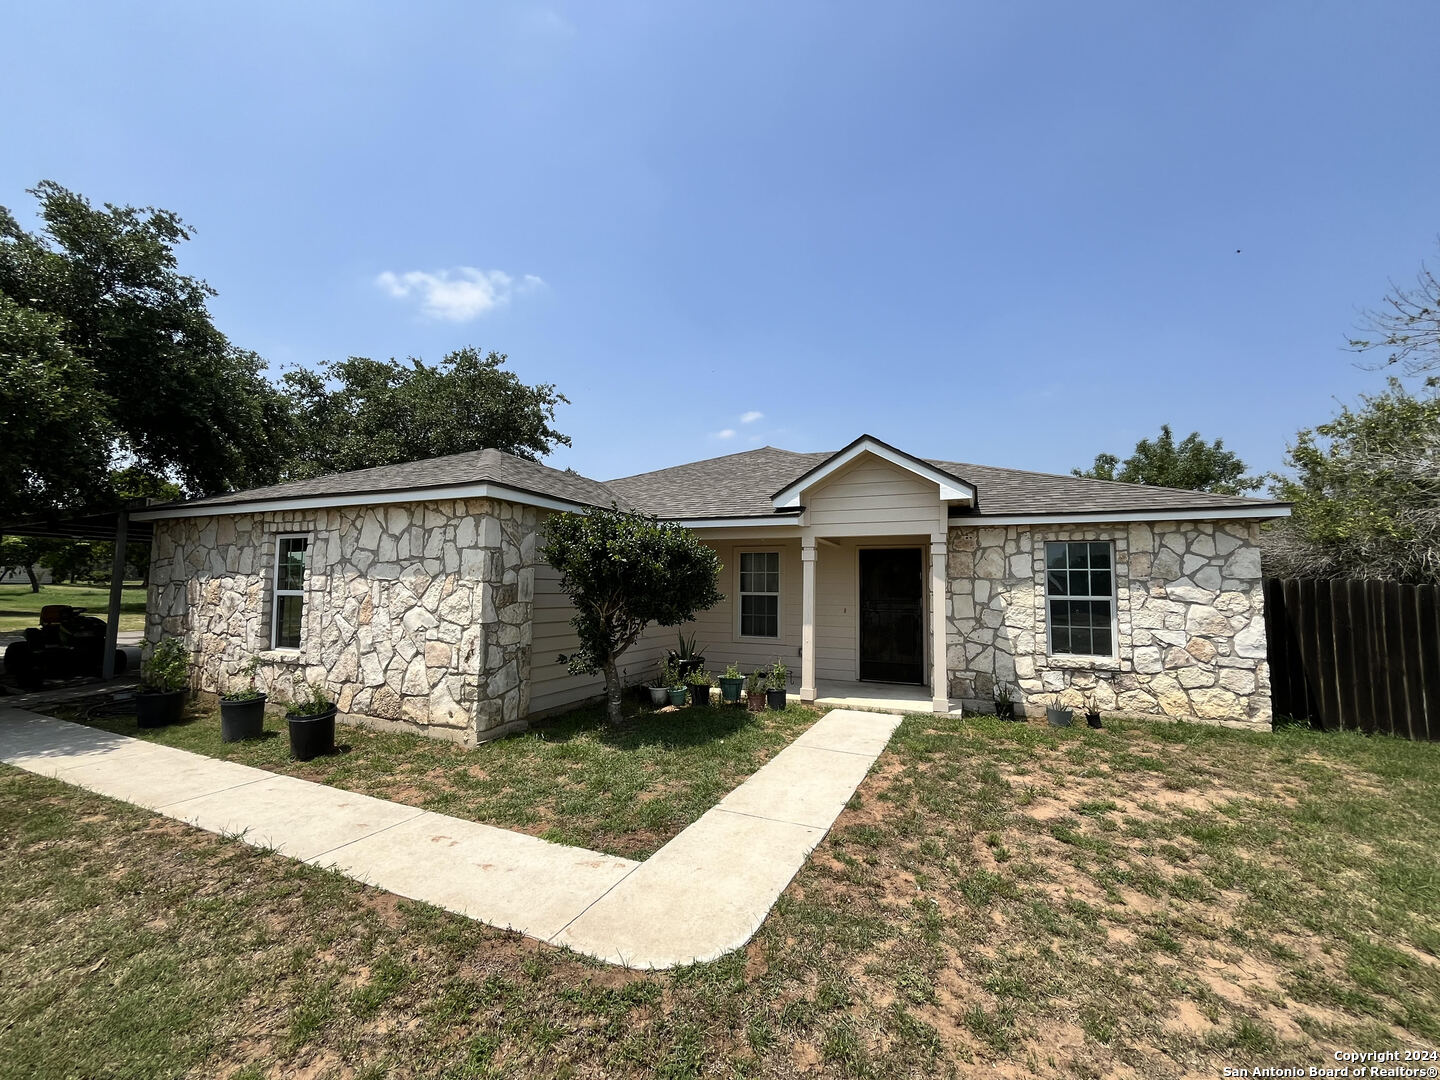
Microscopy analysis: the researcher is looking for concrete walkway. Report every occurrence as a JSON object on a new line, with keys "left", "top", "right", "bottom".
{"left": 0, "top": 705, "right": 900, "bottom": 969}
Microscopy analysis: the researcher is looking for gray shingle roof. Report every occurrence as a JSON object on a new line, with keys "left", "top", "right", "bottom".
{"left": 606, "top": 447, "right": 1284, "bottom": 520}
{"left": 604, "top": 447, "right": 831, "bottom": 519}
{"left": 144, "top": 442, "right": 1285, "bottom": 522}
{"left": 928, "top": 459, "right": 1280, "bottom": 517}
{"left": 145, "top": 448, "right": 630, "bottom": 514}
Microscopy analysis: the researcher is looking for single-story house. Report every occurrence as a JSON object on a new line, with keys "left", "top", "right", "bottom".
{"left": 134, "top": 435, "right": 1289, "bottom": 743}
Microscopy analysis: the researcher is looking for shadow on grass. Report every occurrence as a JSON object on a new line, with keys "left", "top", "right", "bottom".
{"left": 523, "top": 698, "right": 804, "bottom": 752}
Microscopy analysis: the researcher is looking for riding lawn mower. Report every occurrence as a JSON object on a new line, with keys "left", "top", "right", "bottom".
{"left": 2, "top": 605, "right": 128, "bottom": 689}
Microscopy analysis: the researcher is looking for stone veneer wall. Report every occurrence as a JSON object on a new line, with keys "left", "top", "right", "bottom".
{"left": 946, "top": 520, "right": 1270, "bottom": 725}
{"left": 146, "top": 498, "right": 540, "bottom": 744}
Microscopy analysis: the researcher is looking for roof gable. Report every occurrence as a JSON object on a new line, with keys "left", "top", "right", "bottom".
{"left": 771, "top": 435, "right": 975, "bottom": 509}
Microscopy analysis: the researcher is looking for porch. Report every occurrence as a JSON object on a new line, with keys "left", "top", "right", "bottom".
{"left": 813, "top": 679, "right": 961, "bottom": 716}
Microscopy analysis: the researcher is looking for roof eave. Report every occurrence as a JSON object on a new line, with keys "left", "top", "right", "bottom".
{"left": 131, "top": 480, "right": 616, "bottom": 522}
{"left": 948, "top": 504, "right": 1291, "bottom": 527}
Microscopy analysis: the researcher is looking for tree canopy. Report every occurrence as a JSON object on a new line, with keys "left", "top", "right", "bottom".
{"left": 1264, "top": 380, "right": 1440, "bottom": 584}
{"left": 1073, "top": 424, "right": 1260, "bottom": 494}
{"left": 280, "top": 349, "right": 570, "bottom": 479}
{"left": 539, "top": 509, "right": 723, "bottom": 725}
{"left": 0, "top": 182, "right": 292, "bottom": 514}
{"left": 2, "top": 181, "right": 574, "bottom": 528}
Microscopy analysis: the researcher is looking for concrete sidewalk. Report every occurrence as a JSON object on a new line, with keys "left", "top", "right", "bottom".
{"left": 0, "top": 705, "right": 900, "bottom": 969}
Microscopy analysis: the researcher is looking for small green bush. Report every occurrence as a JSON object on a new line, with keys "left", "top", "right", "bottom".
{"left": 285, "top": 681, "right": 333, "bottom": 718}
{"left": 141, "top": 638, "right": 189, "bottom": 693}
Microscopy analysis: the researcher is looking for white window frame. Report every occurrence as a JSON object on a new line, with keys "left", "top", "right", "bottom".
{"left": 271, "top": 533, "right": 310, "bottom": 651}
{"left": 1044, "top": 540, "right": 1118, "bottom": 658}
{"left": 735, "top": 549, "right": 782, "bottom": 642}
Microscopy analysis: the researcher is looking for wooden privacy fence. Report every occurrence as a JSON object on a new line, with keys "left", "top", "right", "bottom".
{"left": 1264, "top": 578, "right": 1440, "bottom": 740}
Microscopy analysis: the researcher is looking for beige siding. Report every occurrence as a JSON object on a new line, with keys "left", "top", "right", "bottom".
{"left": 673, "top": 539, "right": 804, "bottom": 688}
{"left": 528, "top": 561, "right": 671, "bottom": 716}
{"left": 804, "top": 456, "right": 943, "bottom": 533}
{"left": 814, "top": 541, "right": 858, "bottom": 682}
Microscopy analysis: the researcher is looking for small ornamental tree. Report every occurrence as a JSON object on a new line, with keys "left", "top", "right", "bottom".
{"left": 540, "top": 508, "right": 723, "bottom": 725}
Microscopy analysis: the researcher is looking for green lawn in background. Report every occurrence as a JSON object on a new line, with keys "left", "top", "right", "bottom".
{"left": 0, "top": 582, "right": 147, "bottom": 634}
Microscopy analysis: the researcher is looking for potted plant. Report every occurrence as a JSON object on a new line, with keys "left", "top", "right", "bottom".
{"left": 765, "top": 659, "right": 789, "bottom": 711}
{"left": 664, "top": 659, "right": 687, "bottom": 707}
{"left": 993, "top": 680, "right": 1016, "bottom": 721}
{"left": 219, "top": 655, "right": 267, "bottom": 742}
{"left": 718, "top": 663, "right": 745, "bottom": 704}
{"left": 137, "top": 638, "right": 189, "bottom": 728}
{"left": 646, "top": 660, "right": 670, "bottom": 707}
{"left": 1044, "top": 694, "right": 1074, "bottom": 728}
{"left": 285, "top": 681, "right": 337, "bottom": 761}
{"left": 1082, "top": 689, "right": 1103, "bottom": 729}
{"left": 667, "top": 631, "right": 707, "bottom": 681}
{"left": 746, "top": 669, "right": 767, "bottom": 713}
{"left": 686, "top": 668, "right": 714, "bottom": 707}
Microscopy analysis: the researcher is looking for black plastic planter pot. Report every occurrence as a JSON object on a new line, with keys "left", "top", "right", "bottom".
{"left": 286, "top": 705, "right": 337, "bottom": 761}
{"left": 1086, "top": 712, "right": 1103, "bottom": 729}
{"left": 136, "top": 690, "right": 185, "bottom": 728}
{"left": 766, "top": 689, "right": 787, "bottom": 710}
{"left": 994, "top": 701, "right": 1015, "bottom": 721}
{"left": 220, "top": 694, "right": 267, "bottom": 742}
{"left": 688, "top": 685, "right": 711, "bottom": 706}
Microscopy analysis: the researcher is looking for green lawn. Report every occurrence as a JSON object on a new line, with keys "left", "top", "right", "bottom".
{"left": 0, "top": 582, "right": 147, "bottom": 633}
{"left": 3, "top": 711, "right": 1437, "bottom": 1078}
{"left": 63, "top": 696, "right": 820, "bottom": 860}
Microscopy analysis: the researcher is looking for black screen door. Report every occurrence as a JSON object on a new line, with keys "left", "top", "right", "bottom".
{"left": 859, "top": 548, "right": 924, "bottom": 683}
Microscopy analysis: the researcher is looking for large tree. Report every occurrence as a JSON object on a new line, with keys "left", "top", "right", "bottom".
{"left": 1073, "top": 424, "right": 1260, "bottom": 494}
{"left": 540, "top": 509, "right": 722, "bottom": 726}
{"left": 1264, "top": 380, "right": 1440, "bottom": 583}
{"left": 0, "top": 181, "right": 293, "bottom": 514}
{"left": 280, "top": 349, "right": 569, "bottom": 479}
{"left": 1349, "top": 243, "right": 1440, "bottom": 384}
{"left": 0, "top": 292, "right": 113, "bottom": 521}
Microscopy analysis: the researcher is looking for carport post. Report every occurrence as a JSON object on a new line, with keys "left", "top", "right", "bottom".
{"left": 101, "top": 510, "right": 128, "bottom": 679}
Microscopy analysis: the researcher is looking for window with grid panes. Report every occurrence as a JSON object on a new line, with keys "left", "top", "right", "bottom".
{"left": 271, "top": 536, "right": 309, "bottom": 649}
{"left": 738, "top": 551, "right": 780, "bottom": 638}
{"left": 1045, "top": 541, "right": 1115, "bottom": 656}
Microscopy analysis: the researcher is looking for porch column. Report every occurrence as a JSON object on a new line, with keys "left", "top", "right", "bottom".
{"left": 930, "top": 533, "right": 948, "bottom": 714}
{"left": 800, "top": 536, "right": 817, "bottom": 702}
{"left": 101, "top": 510, "right": 128, "bottom": 680}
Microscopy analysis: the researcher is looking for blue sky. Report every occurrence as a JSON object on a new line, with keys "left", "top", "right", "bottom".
{"left": 5, "top": 1, "right": 1439, "bottom": 485}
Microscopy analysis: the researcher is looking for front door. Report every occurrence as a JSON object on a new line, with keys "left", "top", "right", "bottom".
{"left": 858, "top": 547, "right": 924, "bottom": 684}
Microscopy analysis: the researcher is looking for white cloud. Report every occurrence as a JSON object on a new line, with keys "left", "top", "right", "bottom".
{"left": 375, "top": 267, "right": 544, "bottom": 322}
{"left": 714, "top": 429, "right": 737, "bottom": 440}
{"left": 739, "top": 411, "right": 764, "bottom": 424}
